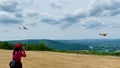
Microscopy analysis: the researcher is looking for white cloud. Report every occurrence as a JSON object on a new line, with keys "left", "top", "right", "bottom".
{"left": 81, "top": 18, "right": 106, "bottom": 29}
{"left": 41, "top": 9, "right": 87, "bottom": 27}
{"left": 0, "top": 0, "right": 39, "bottom": 26}
{"left": 0, "top": 0, "right": 21, "bottom": 12}
{"left": 50, "top": 2, "right": 62, "bottom": 9}
{"left": 0, "top": 0, "right": 23, "bottom": 25}
{"left": 89, "top": 0, "right": 120, "bottom": 16}
{"left": 0, "top": 11, "right": 23, "bottom": 25}
{"left": 41, "top": 0, "right": 120, "bottom": 29}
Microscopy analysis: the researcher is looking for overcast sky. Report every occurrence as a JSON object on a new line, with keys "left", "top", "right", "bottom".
{"left": 0, "top": 0, "right": 120, "bottom": 41}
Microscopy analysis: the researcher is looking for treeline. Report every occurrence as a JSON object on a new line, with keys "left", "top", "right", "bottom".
{"left": 0, "top": 41, "right": 54, "bottom": 51}
{"left": 56, "top": 50, "right": 120, "bottom": 56}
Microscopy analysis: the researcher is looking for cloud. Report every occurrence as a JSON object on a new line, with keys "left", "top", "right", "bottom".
{"left": 41, "top": 16, "right": 60, "bottom": 25}
{"left": 2, "top": 30, "right": 9, "bottom": 32}
{"left": 0, "top": 17, "right": 22, "bottom": 25}
{"left": 15, "top": 13, "right": 23, "bottom": 18}
{"left": 59, "top": 0, "right": 68, "bottom": 4}
{"left": 27, "top": 13, "right": 38, "bottom": 17}
{"left": 89, "top": 0, "right": 120, "bottom": 16}
{"left": 0, "top": 0, "right": 21, "bottom": 13}
{"left": 50, "top": 2, "right": 62, "bottom": 9}
{"left": 40, "top": 9, "right": 87, "bottom": 29}
{"left": 0, "top": 12, "right": 23, "bottom": 25}
{"left": 82, "top": 19, "right": 106, "bottom": 29}
{"left": 26, "top": 10, "right": 39, "bottom": 17}
{"left": 0, "top": 0, "right": 39, "bottom": 26}
{"left": 41, "top": 9, "right": 87, "bottom": 26}
{"left": 0, "top": 0, "right": 23, "bottom": 25}
{"left": 108, "top": 9, "right": 120, "bottom": 16}
{"left": 41, "top": 0, "right": 120, "bottom": 29}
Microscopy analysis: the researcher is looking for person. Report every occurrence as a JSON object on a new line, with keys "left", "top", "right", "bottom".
{"left": 10, "top": 43, "right": 26, "bottom": 68}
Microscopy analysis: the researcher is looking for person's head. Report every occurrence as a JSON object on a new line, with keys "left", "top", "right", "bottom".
{"left": 14, "top": 43, "right": 22, "bottom": 51}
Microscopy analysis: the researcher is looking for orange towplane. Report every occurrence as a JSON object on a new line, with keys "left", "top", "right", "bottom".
{"left": 99, "top": 33, "right": 107, "bottom": 36}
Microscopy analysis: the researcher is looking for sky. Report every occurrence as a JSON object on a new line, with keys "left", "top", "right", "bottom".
{"left": 0, "top": 0, "right": 120, "bottom": 41}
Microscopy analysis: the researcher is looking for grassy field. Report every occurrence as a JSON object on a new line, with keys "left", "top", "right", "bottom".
{"left": 0, "top": 49, "right": 120, "bottom": 68}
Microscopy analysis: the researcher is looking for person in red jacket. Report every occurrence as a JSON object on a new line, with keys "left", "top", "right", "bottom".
{"left": 11, "top": 43, "right": 26, "bottom": 68}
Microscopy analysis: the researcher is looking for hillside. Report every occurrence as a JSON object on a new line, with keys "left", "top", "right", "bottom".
{"left": 6, "top": 39, "right": 89, "bottom": 50}
{"left": 1, "top": 49, "right": 120, "bottom": 68}
{"left": 6, "top": 39, "right": 120, "bottom": 52}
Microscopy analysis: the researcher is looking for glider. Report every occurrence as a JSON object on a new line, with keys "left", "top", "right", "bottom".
{"left": 18, "top": 26, "right": 28, "bottom": 30}
{"left": 23, "top": 26, "right": 28, "bottom": 30}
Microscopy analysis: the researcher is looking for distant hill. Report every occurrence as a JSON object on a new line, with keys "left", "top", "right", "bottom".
{"left": 5, "top": 39, "right": 120, "bottom": 52}
{"left": 6, "top": 39, "right": 89, "bottom": 50}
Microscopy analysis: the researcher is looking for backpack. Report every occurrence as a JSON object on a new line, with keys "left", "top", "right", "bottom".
{"left": 9, "top": 60, "right": 15, "bottom": 67}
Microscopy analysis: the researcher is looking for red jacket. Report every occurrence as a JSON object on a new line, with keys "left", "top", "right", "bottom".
{"left": 13, "top": 51, "right": 26, "bottom": 62}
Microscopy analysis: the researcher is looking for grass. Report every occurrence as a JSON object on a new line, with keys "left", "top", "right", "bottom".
{"left": 0, "top": 49, "right": 120, "bottom": 68}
